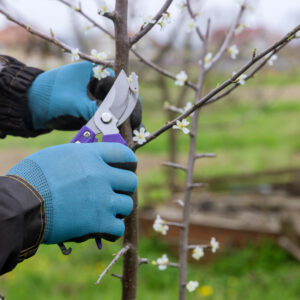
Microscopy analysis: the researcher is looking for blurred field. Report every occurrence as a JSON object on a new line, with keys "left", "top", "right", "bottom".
{"left": 0, "top": 70, "right": 300, "bottom": 299}
{"left": 1, "top": 238, "right": 300, "bottom": 300}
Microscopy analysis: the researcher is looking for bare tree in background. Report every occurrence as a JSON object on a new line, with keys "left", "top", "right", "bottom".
{"left": 0, "top": 0, "right": 299, "bottom": 299}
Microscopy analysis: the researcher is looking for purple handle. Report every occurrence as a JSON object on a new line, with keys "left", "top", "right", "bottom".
{"left": 71, "top": 126, "right": 97, "bottom": 143}
{"left": 102, "top": 133, "right": 128, "bottom": 146}
{"left": 71, "top": 125, "right": 102, "bottom": 250}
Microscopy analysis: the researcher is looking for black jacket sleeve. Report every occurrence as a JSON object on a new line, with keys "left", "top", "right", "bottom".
{"left": 0, "top": 55, "right": 50, "bottom": 138}
{"left": 0, "top": 175, "right": 46, "bottom": 275}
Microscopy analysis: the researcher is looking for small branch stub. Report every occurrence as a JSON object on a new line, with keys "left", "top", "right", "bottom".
{"left": 165, "top": 221, "right": 185, "bottom": 228}
{"left": 138, "top": 258, "right": 149, "bottom": 265}
{"left": 195, "top": 153, "right": 216, "bottom": 160}
{"left": 162, "top": 162, "right": 188, "bottom": 172}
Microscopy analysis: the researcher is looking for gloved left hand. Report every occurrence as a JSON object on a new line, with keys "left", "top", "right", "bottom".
{"left": 27, "top": 61, "right": 142, "bottom": 131}
{"left": 7, "top": 142, "right": 137, "bottom": 244}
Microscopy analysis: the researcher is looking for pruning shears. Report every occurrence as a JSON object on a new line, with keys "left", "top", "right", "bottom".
{"left": 58, "top": 70, "right": 139, "bottom": 255}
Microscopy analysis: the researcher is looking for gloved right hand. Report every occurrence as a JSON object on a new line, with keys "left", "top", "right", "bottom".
{"left": 7, "top": 143, "right": 137, "bottom": 245}
{"left": 27, "top": 61, "right": 142, "bottom": 131}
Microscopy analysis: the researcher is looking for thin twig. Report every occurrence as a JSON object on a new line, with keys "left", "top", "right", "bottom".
{"left": 57, "top": 0, "right": 197, "bottom": 90}
{"left": 57, "top": 0, "right": 114, "bottom": 38}
{"left": 187, "top": 244, "right": 210, "bottom": 249}
{"left": 165, "top": 221, "right": 185, "bottom": 228}
{"left": 0, "top": 7, "right": 114, "bottom": 67}
{"left": 130, "top": 0, "right": 173, "bottom": 46}
{"left": 194, "top": 153, "right": 216, "bottom": 159}
{"left": 186, "top": 0, "right": 204, "bottom": 41}
{"left": 133, "top": 23, "right": 300, "bottom": 150}
{"left": 169, "top": 262, "right": 180, "bottom": 268}
{"left": 162, "top": 162, "right": 187, "bottom": 172}
{"left": 138, "top": 258, "right": 149, "bottom": 265}
{"left": 209, "top": 4, "right": 246, "bottom": 68}
{"left": 206, "top": 44, "right": 286, "bottom": 105}
{"left": 95, "top": 244, "right": 130, "bottom": 285}
{"left": 111, "top": 273, "right": 123, "bottom": 280}
{"left": 131, "top": 48, "right": 197, "bottom": 90}
{"left": 100, "top": 11, "right": 116, "bottom": 21}
{"left": 188, "top": 183, "right": 205, "bottom": 189}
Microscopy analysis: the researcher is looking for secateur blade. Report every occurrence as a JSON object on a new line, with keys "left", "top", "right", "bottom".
{"left": 87, "top": 70, "right": 139, "bottom": 135}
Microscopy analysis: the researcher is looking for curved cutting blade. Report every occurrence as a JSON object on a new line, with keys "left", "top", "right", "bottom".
{"left": 87, "top": 70, "right": 139, "bottom": 135}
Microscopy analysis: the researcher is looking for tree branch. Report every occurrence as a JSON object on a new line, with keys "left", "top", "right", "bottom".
{"left": 162, "top": 162, "right": 187, "bottom": 172}
{"left": 138, "top": 258, "right": 149, "bottom": 265}
{"left": 111, "top": 273, "right": 123, "bottom": 280}
{"left": 188, "top": 183, "right": 205, "bottom": 189}
{"left": 95, "top": 244, "right": 130, "bottom": 285}
{"left": 57, "top": 0, "right": 114, "bottom": 39}
{"left": 100, "top": 11, "right": 116, "bottom": 21}
{"left": 57, "top": 0, "right": 197, "bottom": 91}
{"left": 194, "top": 153, "right": 216, "bottom": 159}
{"left": 205, "top": 45, "right": 285, "bottom": 105}
{"left": 187, "top": 244, "right": 209, "bottom": 249}
{"left": 133, "top": 23, "right": 300, "bottom": 150}
{"left": 168, "top": 262, "right": 180, "bottom": 268}
{"left": 165, "top": 221, "right": 185, "bottom": 228}
{"left": 131, "top": 48, "right": 197, "bottom": 90}
{"left": 186, "top": 0, "right": 204, "bottom": 41}
{"left": 209, "top": 4, "right": 246, "bottom": 68}
{"left": 0, "top": 7, "right": 114, "bottom": 67}
{"left": 130, "top": 0, "right": 174, "bottom": 46}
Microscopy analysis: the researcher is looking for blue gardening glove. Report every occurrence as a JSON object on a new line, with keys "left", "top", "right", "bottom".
{"left": 7, "top": 143, "right": 137, "bottom": 244}
{"left": 27, "top": 61, "right": 142, "bottom": 131}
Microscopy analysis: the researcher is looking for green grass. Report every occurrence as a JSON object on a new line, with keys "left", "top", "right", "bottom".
{"left": 1, "top": 239, "right": 300, "bottom": 300}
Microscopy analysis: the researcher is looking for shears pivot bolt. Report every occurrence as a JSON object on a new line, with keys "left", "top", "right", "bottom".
{"left": 83, "top": 131, "right": 91, "bottom": 138}
{"left": 101, "top": 112, "right": 112, "bottom": 124}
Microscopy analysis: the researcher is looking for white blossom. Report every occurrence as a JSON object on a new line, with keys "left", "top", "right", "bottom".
{"left": 202, "top": 52, "right": 213, "bottom": 70}
{"left": 175, "top": 71, "right": 188, "bottom": 86}
{"left": 91, "top": 49, "right": 108, "bottom": 60}
{"left": 183, "top": 102, "right": 194, "bottom": 117}
{"left": 233, "top": 72, "right": 247, "bottom": 85}
{"left": 177, "top": 0, "right": 186, "bottom": 10}
{"left": 268, "top": 54, "right": 278, "bottom": 66}
{"left": 235, "top": 23, "right": 246, "bottom": 35}
{"left": 237, "top": 73, "right": 247, "bottom": 85}
{"left": 93, "top": 65, "right": 110, "bottom": 80}
{"left": 153, "top": 215, "right": 169, "bottom": 235}
{"left": 192, "top": 246, "right": 204, "bottom": 260}
{"left": 173, "top": 119, "right": 190, "bottom": 134}
{"left": 210, "top": 237, "right": 219, "bottom": 253}
{"left": 186, "top": 20, "right": 196, "bottom": 33}
{"left": 155, "top": 254, "right": 169, "bottom": 271}
{"left": 183, "top": 102, "right": 193, "bottom": 112}
{"left": 71, "top": 48, "right": 80, "bottom": 61}
{"left": 98, "top": 3, "right": 109, "bottom": 15}
{"left": 133, "top": 127, "right": 150, "bottom": 145}
{"left": 157, "top": 12, "right": 172, "bottom": 31}
{"left": 186, "top": 280, "right": 199, "bottom": 292}
{"left": 227, "top": 44, "right": 239, "bottom": 60}
{"left": 143, "top": 15, "right": 156, "bottom": 27}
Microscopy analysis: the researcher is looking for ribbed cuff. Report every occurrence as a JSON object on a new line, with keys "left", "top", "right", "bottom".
{"left": 7, "top": 159, "right": 53, "bottom": 243}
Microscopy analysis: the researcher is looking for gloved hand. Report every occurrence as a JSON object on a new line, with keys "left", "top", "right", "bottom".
{"left": 7, "top": 142, "right": 137, "bottom": 244}
{"left": 27, "top": 61, "right": 142, "bottom": 131}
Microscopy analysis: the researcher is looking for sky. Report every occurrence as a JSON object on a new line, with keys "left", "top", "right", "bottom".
{"left": 0, "top": 0, "right": 299, "bottom": 44}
